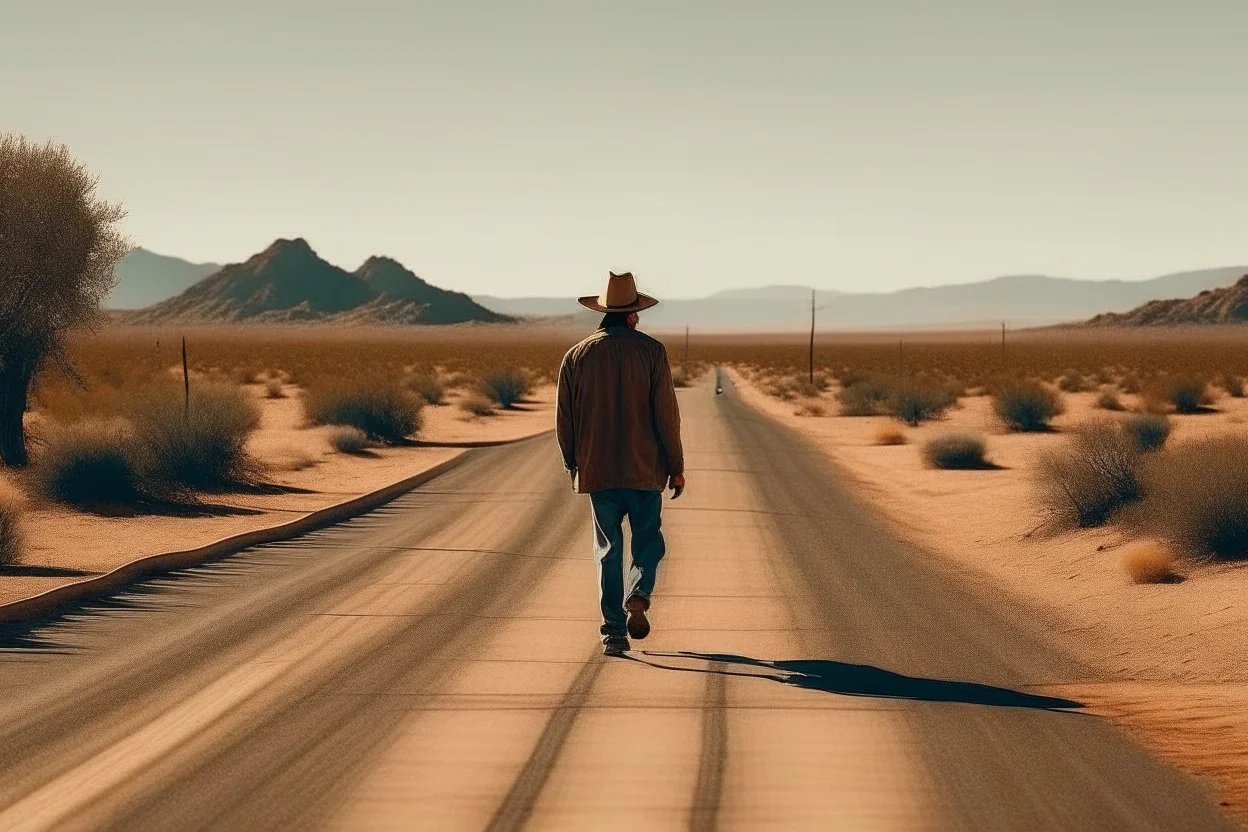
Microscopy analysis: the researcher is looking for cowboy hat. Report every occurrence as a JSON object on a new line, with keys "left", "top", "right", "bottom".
{"left": 578, "top": 271, "right": 659, "bottom": 314}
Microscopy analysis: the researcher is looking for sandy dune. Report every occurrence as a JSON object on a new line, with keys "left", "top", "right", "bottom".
{"left": 731, "top": 367, "right": 1248, "bottom": 820}
{"left": 0, "top": 385, "right": 555, "bottom": 607}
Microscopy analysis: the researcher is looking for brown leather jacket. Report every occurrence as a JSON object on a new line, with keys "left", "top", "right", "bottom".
{"left": 556, "top": 326, "right": 684, "bottom": 494}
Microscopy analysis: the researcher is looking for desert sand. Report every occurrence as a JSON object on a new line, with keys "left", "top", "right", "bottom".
{"left": 730, "top": 367, "right": 1248, "bottom": 820}
{"left": 0, "top": 384, "right": 555, "bottom": 607}
{"left": 0, "top": 382, "right": 1227, "bottom": 830}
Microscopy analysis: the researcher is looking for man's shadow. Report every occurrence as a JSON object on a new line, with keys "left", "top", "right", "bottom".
{"left": 630, "top": 651, "right": 1082, "bottom": 712}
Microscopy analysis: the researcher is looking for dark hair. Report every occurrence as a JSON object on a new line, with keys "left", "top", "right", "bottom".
{"left": 600, "top": 312, "right": 633, "bottom": 329}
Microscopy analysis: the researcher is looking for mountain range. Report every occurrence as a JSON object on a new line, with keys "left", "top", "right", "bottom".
{"left": 474, "top": 267, "right": 1248, "bottom": 329}
{"left": 108, "top": 248, "right": 222, "bottom": 309}
{"left": 110, "top": 248, "right": 1248, "bottom": 329}
{"left": 1087, "top": 272, "right": 1248, "bottom": 326}
{"left": 121, "top": 239, "right": 508, "bottom": 326}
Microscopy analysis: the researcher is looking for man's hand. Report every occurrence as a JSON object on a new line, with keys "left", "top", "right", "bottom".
{"left": 668, "top": 474, "right": 686, "bottom": 500}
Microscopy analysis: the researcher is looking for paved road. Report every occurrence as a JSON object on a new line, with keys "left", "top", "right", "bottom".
{"left": 0, "top": 376, "right": 1232, "bottom": 831}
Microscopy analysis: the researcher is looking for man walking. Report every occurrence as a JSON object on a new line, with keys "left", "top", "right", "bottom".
{"left": 557, "top": 271, "right": 685, "bottom": 656}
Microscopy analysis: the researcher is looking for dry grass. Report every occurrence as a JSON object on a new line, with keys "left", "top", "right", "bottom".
{"left": 327, "top": 425, "right": 369, "bottom": 454}
{"left": 45, "top": 326, "right": 1248, "bottom": 412}
{"left": 922, "top": 433, "right": 990, "bottom": 469}
{"left": 793, "top": 398, "right": 828, "bottom": 417}
{"left": 303, "top": 376, "right": 423, "bottom": 443}
{"left": 0, "top": 481, "right": 25, "bottom": 565}
{"left": 1120, "top": 541, "right": 1178, "bottom": 584}
{"left": 407, "top": 374, "right": 446, "bottom": 406}
{"left": 873, "top": 426, "right": 908, "bottom": 446}
{"left": 1058, "top": 370, "right": 1091, "bottom": 392}
{"left": 276, "top": 448, "right": 318, "bottom": 472}
{"left": 834, "top": 373, "right": 893, "bottom": 416}
{"left": 1132, "top": 435, "right": 1248, "bottom": 560}
{"left": 1095, "top": 387, "right": 1126, "bottom": 411}
{"left": 130, "top": 383, "right": 263, "bottom": 490}
{"left": 762, "top": 374, "right": 821, "bottom": 402}
{"left": 457, "top": 392, "right": 496, "bottom": 417}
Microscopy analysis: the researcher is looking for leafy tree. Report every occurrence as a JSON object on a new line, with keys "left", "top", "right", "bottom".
{"left": 0, "top": 134, "right": 127, "bottom": 465}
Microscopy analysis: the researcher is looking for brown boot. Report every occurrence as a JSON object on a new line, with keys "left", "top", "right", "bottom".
{"left": 625, "top": 595, "right": 651, "bottom": 640}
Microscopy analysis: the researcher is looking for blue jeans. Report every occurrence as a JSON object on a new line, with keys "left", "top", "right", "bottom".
{"left": 590, "top": 489, "right": 666, "bottom": 642}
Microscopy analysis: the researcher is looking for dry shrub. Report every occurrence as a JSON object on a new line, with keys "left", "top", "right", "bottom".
{"left": 303, "top": 376, "right": 423, "bottom": 443}
{"left": 923, "top": 433, "right": 989, "bottom": 469}
{"left": 874, "top": 426, "right": 907, "bottom": 446}
{"left": 458, "top": 392, "right": 495, "bottom": 417}
{"left": 130, "top": 383, "right": 262, "bottom": 489}
{"left": 1119, "top": 373, "right": 1142, "bottom": 395}
{"left": 33, "top": 418, "right": 148, "bottom": 506}
{"left": 441, "top": 370, "right": 473, "bottom": 391}
{"left": 408, "top": 374, "right": 446, "bottom": 406}
{"left": 264, "top": 379, "right": 286, "bottom": 399}
{"left": 1156, "top": 376, "right": 1212, "bottom": 414}
{"left": 0, "top": 481, "right": 25, "bottom": 565}
{"left": 994, "top": 379, "right": 1065, "bottom": 432}
{"left": 232, "top": 367, "right": 261, "bottom": 385}
{"left": 764, "top": 374, "right": 818, "bottom": 402}
{"left": 1132, "top": 435, "right": 1248, "bottom": 560}
{"left": 1037, "top": 420, "right": 1142, "bottom": 527}
{"left": 793, "top": 398, "right": 827, "bottom": 417}
{"left": 327, "top": 425, "right": 369, "bottom": 454}
{"left": 278, "top": 449, "right": 318, "bottom": 472}
{"left": 672, "top": 369, "right": 691, "bottom": 388}
{"left": 1119, "top": 541, "right": 1177, "bottom": 584}
{"left": 1095, "top": 388, "right": 1125, "bottom": 411}
{"left": 836, "top": 374, "right": 893, "bottom": 416}
{"left": 479, "top": 368, "right": 532, "bottom": 409}
{"left": 1221, "top": 375, "right": 1245, "bottom": 398}
{"left": 888, "top": 379, "right": 957, "bottom": 426}
{"left": 1121, "top": 412, "right": 1171, "bottom": 452}
{"left": 1057, "top": 370, "right": 1090, "bottom": 393}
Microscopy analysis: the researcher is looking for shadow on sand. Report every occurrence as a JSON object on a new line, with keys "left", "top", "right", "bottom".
{"left": 629, "top": 651, "right": 1083, "bottom": 712}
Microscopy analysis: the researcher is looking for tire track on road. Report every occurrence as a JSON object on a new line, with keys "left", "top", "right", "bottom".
{"left": 0, "top": 437, "right": 589, "bottom": 831}
{"left": 690, "top": 662, "right": 728, "bottom": 832}
{"left": 484, "top": 652, "right": 605, "bottom": 832}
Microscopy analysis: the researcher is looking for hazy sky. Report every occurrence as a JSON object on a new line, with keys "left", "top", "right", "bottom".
{"left": 3, "top": 1, "right": 1246, "bottom": 298}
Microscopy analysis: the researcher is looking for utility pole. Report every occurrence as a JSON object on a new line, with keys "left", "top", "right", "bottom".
{"left": 182, "top": 336, "right": 190, "bottom": 420}
{"left": 684, "top": 326, "right": 690, "bottom": 377}
{"left": 1001, "top": 321, "right": 1007, "bottom": 366}
{"left": 898, "top": 337, "right": 904, "bottom": 378}
{"left": 809, "top": 288, "right": 816, "bottom": 385}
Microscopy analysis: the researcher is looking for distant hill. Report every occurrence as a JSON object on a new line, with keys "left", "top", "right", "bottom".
{"left": 1086, "top": 273, "right": 1248, "bottom": 326}
{"left": 108, "top": 248, "right": 221, "bottom": 310}
{"left": 475, "top": 267, "right": 1248, "bottom": 329}
{"left": 113, "top": 245, "right": 1248, "bottom": 329}
{"left": 125, "top": 239, "right": 509, "bottom": 326}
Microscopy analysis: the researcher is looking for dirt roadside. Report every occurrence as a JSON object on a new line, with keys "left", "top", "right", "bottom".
{"left": 728, "top": 366, "right": 1248, "bottom": 823}
{"left": 0, "top": 384, "right": 556, "bottom": 607}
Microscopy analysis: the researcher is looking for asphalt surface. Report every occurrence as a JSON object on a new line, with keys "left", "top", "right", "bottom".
{"left": 0, "top": 375, "right": 1232, "bottom": 831}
